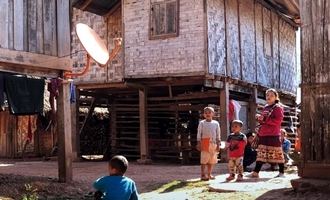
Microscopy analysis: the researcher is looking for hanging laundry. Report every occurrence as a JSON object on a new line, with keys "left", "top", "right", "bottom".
{"left": 228, "top": 99, "right": 241, "bottom": 122}
{"left": 17, "top": 115, "right": 37, "bottom": 153}
{"left": 70, "top": 82, "right": 76, "bottom": 104}
{"left": 48, "top": 78, "right": 62, "bottom": 98}
{"left": 5, "top": 75, "right": 45, "bottom": 115}
{"left": 232, "top": 100, "right": 241, "bottom": 120}
{"left": 47, "top": 78, "right": 63, "bottom": 112}
{"left": 229, "top": 100, "right": 235, "bottom": 122}
{"left": 0, "top": 73, "right": 4, "bottom": 108}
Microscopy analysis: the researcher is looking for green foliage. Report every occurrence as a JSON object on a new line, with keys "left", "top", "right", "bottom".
{"left": 22, "top": 184, "right": 38, "bottom": 200}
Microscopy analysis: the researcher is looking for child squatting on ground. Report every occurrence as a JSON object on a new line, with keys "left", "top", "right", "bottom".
{"left": 243, "top": 132, "right": 257, "bottom": 172}
{"left": 226, "top": 120, "right": 247, "bottom": 181}
{"left": 93, "top": 155, "right": 139, "bottom": 200}
{"left": 197, "top": 107, "right": 221, "bottom": 181}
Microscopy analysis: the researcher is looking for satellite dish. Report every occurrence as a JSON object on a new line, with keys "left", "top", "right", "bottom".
{"left": 76, "top": 23, "right": 110, "bottom": 65}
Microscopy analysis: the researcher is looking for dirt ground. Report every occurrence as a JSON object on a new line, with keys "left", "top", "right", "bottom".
{"left": 0, "top": 160, "right": 330, "bottom": 200}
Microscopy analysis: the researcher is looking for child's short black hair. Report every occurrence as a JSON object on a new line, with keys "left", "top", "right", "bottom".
{"left": 245, "top": 131, "right": 255, "bottom": 138}
{"left": 109, "top": 155, "right": 128, "bottom": 175}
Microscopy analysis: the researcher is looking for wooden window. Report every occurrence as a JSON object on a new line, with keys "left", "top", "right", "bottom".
{"left": 150, "top": 0, "right": 179, "bottom": 40}
{"left": 263, "top": 8, "right": 272, "bottom": 58}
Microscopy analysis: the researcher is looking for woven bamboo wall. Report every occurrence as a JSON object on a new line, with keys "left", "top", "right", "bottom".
{"left": 207, "top": 0, "right": 297, "bottom": 94}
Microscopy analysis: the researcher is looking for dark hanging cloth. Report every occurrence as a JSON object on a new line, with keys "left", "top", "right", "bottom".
{"left": 0, "top": 73, "right": 5, "bottom": 107}
{"left": 5, "top": 75, "right": 45, "bottom": 115}
{"left": 47, "top": 78, "right": 62, "bottom": 113}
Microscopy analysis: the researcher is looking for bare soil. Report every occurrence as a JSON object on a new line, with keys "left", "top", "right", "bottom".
{"left": 0, "top": 160, "right": 329, "bottom": 200}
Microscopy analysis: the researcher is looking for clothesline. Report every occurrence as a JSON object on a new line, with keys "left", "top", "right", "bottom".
{"left": 45, "top": 78, "right": 74, "bottom": 84}
{"left": 0, "top": 74, "right": 76, "bottom": 116}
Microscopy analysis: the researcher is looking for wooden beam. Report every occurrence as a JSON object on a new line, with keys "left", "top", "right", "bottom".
{"left": 57, "top": 0, "right": 71, "bottom": 57}
{"left": 149, "top": 91, "right": 220, "bottom": 101}
{"left": 139, "top": 88, "right": 149, "bottom": 160}
{"left": 57, "top": 82, "right": 73, "bottom": 183}
{"left": 220, "top": 81, "right": 230, "bottom": 141}
{"left": 76, "top": 82, "right": 128, "bottom": 90}
{"left": 110, "top": 99, "right": 117, "bottom": 152}
{"left": 71, "top": 91, "right": 78, "bottom": 161}
{"left": 104, "top": 1, "right": 121, "bottom": 17}
{"left": 79, "top": 0, "right": 93, "bottom": 10}
{"left": 248, "top": 87, "right": 258, "bottom": 132}
{"left": 0, "top": 48, "right": 71, "bottom": 71}
{"left": 255, "top": 0, "right": 299, "bottom": 29}
{"left": 75, "top": 88, "right": 81, "bottom": 159}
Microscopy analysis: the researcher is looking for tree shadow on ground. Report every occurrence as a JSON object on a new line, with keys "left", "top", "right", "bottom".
{"left": 225, "top": 178, "right": 272, "bottom": 183}
{"left": 152, "top": 179, "right": 208, "bottom": 194}
{"left": 0, "top": 174, "right": 92, "bottom": 200}
{"left": 256, "top": 188, "right": 330, "bottom": 200}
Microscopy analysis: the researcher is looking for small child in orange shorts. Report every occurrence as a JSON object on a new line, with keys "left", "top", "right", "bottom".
{"left": 197, "top": 107, "right": 221, "bottom": 181}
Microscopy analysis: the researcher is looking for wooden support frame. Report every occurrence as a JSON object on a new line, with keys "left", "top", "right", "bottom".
{"left": 110, "top": 98, "right": 117, "bottom": 152}
{"left": 0, "top": 48, "right": 71, "bottom": 72}
{"left": 57, "top": 82, "right": 73, "bottom": 183}
{"left": 248, "top": 87, "right": 258, "bottom": 132}
{"left": 220, "top": 81, "right": 229, "bottom": 141}
{"left": 139, "top": 88, "right": 149, "bottom": 160}
{"left": 71, "top": 88, "right": 78, "bottom": 161}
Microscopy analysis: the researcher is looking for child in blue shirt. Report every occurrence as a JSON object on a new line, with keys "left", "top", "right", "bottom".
{"left": 93, "top": 155, "right": 139, "bottom": 200}
{"left": 281, "top": 129, "right": 293, "bottom": 165}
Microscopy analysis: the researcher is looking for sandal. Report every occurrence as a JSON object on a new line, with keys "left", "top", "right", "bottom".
{"left": 246, "top": 171, "right": 259, "bottom": 178}
{"left": 226, "top": 174, "right": 235, "bottom": 181}
{"left": 201, "top": 175, "right": 209, "bottom": 181}
{"left": 208, "top": 175, "right": 216, "bottom": 180}
{"left": 236, "top": 174, "right": 243, "bottom": 182}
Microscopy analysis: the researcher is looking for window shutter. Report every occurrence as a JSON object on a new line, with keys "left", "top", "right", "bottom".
{"left": 166, "top": 2, "right": 177, "bottom": 34}
{"left": 152, "top": 3, "right": 166, "bottom": 35}
{"left": 150, "top": 0, "right": 179, "bottom": 39}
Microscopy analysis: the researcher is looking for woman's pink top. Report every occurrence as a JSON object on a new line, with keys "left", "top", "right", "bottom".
{"left": 258, "top": 104, "right": 284, "bottom": 137}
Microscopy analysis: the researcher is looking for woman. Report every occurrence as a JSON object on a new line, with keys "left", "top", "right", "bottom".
{"left": 250, "top": 89, "right": 285, "bottom": 178}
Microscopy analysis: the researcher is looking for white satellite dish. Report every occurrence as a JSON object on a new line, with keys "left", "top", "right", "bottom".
{"left": 76, "top": 23, "right": 110, "bottom": 66}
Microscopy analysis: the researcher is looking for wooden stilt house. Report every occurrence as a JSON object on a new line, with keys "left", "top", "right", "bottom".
{"left": 0, "top": 0, "right": 73, "bottom": 182}
{"left": 71, "top": 0, "right": 300, "bottom": 162}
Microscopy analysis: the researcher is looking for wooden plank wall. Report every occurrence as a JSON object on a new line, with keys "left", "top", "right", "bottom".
{"left": 279, "top": 20, "right": 296, "bottom": 92}
{"left": 207, "top": 0, "right": 297, "bottom": 94}
{"left": 0, "top": 0, "right": 70, "bottom": 57}
{"left": 207, "top": 0, "right": 226, "bottom": 75}
{"left": 255, "top": 4, "right": 267, "bottom": 85}
{"left": 272, "top": 12, "right": 280, "bottom": 89}
{"left": 0, "top": 111, "right": 16, "bottom": 157}
{"left": 300, "top": 0, "right": 330, "bottom": 166}
{"left": 225, "top": 0, "right": 241, "bottom": 79}
{"left": 239, "top": 0, "right": 256, "bottom": 83}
